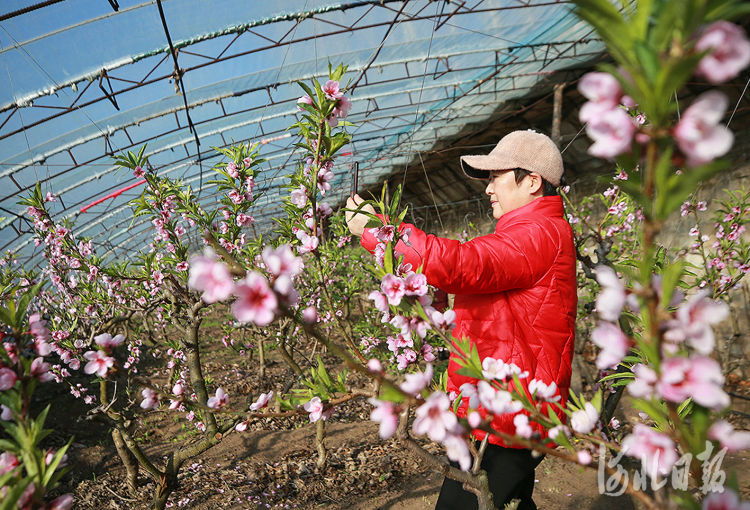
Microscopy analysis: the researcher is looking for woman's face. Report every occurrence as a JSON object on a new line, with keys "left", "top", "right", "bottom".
{"left": 485, "top": 170, "right": 536, "bottom": 219}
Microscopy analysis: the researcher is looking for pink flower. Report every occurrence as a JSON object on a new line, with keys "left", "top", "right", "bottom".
{"left": 227, "top": 189, "right": 244, "bottom": 204}
{"left": 381, "top": 273, "right": 406, "bottom": 306}
{"left": 297, "top": 94, "right": 313, "bottom": 111}
{"left": 83, "top": 351, "right": 115, "bottom": 377}
{"left": 577, "top": 450, "right": 593, "bottom": 465}
{"left": 236, "top": 213, "right": 253, "bottom": 227}
{"left": 368, "top": 290, "right": 389, "bottom": 314}
{"left": 176, "top": 261, "right": 188, "bottom": 271}
{"left": 621, "top": 424, "right": 678, "bottom": 480}
{"left": 578, "top": 72, "right": 623, "bottom": 108}
{"left": 94, "top": 333, "right": 125, "bottom": 350}
{"left": 480, "top": 357, "right": 527, "bottom": 381}
{"left": 1, "top": 404, "right": 12, "bottom": 420}
{"left": 400, "top": 364, "right": 433, "bottom": 395}
{"left": 0, "top": 367, "right": 17, "bottom": 390}
{"left": 443, "top": 433, "right": 471, "bottom": 471}
{"left": 172, "top": 381, "right": 184, "bottom": 396}
{"left": 290, "top": 186, "right": 307, "bottom": 208}
{"left": 427, "top": 307, "right": 456, "bottom": 330}
{"left": 29, "top": 357, "right": 52, "bottom": 382}
{"left": 459, "top": 383, "right": 480, "bottom": 409}
{"left": 226, "top": 161, "right": 239, "bottom": 179}
{"left": 47, "top": 494, "right": 74, "bottom": 510}
{"left": 317, "top": 166, "right": 334, "bottom": 194}
{"left": 570, "top": 402, "right": 599, "bottom": 434}
{"left": 250, "top": 391, "right": 274, "bottom": 411}
{"left": 674, "top": 91, "right": 734, "bottom": 166}
{"left": 549, "top": 425, "right": 570, "bottom": 441}
{"left": 403, "top": 272, "right": 428, "bottom": 296}
{"left": 702, "top": 487, "right": 750, "bottom": 510}
{"left": 367, "top": 358, "right": 383, "bottom": 374}
{"left": 369, "top": 398, "right": 399, "bottom": 439}
{"left": 207, "top": 387, "right": 228, "bottom": 409}
{"left": 412, "top": 391, "right": 459, "bottom": 442}
{"left": 322, "top": 80, "right": 343, "bottom": 100}
{"left": 334, "top": 96, "right": 352, "bottom": 118}
{"left": 591, "top": 322, "right": 629, "bottom": 369}
{"left": 708, "top": 420, "right": 750, "bottom": 451}
{"left": 296, "top": 232, "right": 319, "bottom": 254}
{"left": 302, "top": 306, "right": 317, "bottom": 324}
{"left": 140, "top": 388, "right": 159, "bottom": 409}
{"left": 585, "top": 106, "right": 636, "bottom": 158}
{"left": 188, "top": 250, "right": 235, "bottom": 303}
{"left": 396, "top": 349, "right": 418, "bottom": 370}
{"left": 528, "top": 379, "right": 561, "bottom": 403}
{"left": 232, "top": 272, "right": 277, "bottom": 326}
{"left": 467, "top": 411, "right": 482, "bottom": 428}
{"left": 0, "top": 452, "right": 19, "bottom": 475}
{"left": 133, "top": 166, "right": 145, "bottom": 178}
{"left": 325, "top": 113, "right": 339, "bottom": 128}
{"left": 513, "top": 413, "right": 533, "bottom": 438}
{"left": 627, "top": 363, "right": 658, "bottom": 398}
{"left": 29, "top": 313, "right": 51, "bottom": 341}
{"left": 262, "top": 244, "right": 303, "bottom": 277}
{"left": 657, "top": 356, "right": 729, "bottom": 410}
{"left": 477, "top": 381, "right": 523, "bottom": 415}
{"left": 376, "top": 225, "right": 396, "bottom": 243}
{"left": 421, "top": 343, "right": 436, "bottom": 362}
{"left": 303, "top": 396, "right": 330, "bottom": 422}
{"left": 695, "top": 21, "right": 750, "bottom": 84}
{"left": 595, "top": 265, "right": 625, "bottom": 321}
{"left": 663, "top": 290, "right": 729, "bottom": 354}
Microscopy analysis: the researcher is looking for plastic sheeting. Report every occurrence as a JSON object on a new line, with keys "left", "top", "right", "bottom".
{"left": 0, "top": 0, "right": 603, "bottom": 266}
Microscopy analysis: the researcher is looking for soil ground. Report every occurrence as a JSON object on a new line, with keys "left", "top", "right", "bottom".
{"left": 39, "top": 325, "right": 750, "bottom": 510}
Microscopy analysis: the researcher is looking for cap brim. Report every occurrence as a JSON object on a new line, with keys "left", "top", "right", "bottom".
{"left": 460, "top": 155, "right": 516, "bottom": 180}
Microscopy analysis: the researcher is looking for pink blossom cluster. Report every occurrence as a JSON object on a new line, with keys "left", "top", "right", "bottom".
{"left": 662, "top": 290, "right": 728, "bottom": 354}
{"left": 577, "top": 72, "right": 636, "bottom": 158}
{"left": 674, "top": 91, "right": 734, "bottom": 166}
{"left": 122, "top": 338, "right": 143, "bottom": 372}
{"left": 373, "top": 369, "right": 473, "bottom": 470}
{"left": 621, "top": 424, "right": 678, "bottom": 481}
{"left": 590, "top": 265, "right": 630, "bottom": 369}
{"left": 694, "top": 21, "right": 750, "bottom": 84}
{"left": 368, "top": 269, "right": 443, "bottom": 370}
{"left": 188, "top": 245, "right": 302, "bottom": 327}
{"left": 578, "top": 22, "right": 749, "bottom": 165}
{"left": 317, "top": 161, "right": 334, "bottom": 195}
{"left": 322, "top": 80, "right": 352, "bottom": 127}
{"left": 628, "top": 354, "right": 729, "bottom": 410}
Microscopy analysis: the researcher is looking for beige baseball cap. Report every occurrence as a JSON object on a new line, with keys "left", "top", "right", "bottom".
{"left": 460, "top": 130, "right": 564, "bottom": 186}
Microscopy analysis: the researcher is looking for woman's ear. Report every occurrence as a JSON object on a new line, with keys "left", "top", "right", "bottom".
{"left": 527, "top": 172, "right": 543, "bottom": 195}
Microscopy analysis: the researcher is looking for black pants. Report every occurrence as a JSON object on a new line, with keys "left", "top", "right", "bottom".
{"left": 435, "top": 444, "right": 544, "bottom": 510}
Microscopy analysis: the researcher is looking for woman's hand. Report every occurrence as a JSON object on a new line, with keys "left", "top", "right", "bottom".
{"left": 345, "top": 194, "right": 376, "bottom": 236}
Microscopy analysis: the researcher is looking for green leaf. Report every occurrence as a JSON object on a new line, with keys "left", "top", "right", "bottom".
{"left": 659, "top": 260, "right": 686, "bottom": 308}
{"left": 633, "top": 42, "right": 659, "bottom": 84}
{"left": 15, "top": 282, "right": 43, "bottom": 326}
{"left": 378, "top": 383, "right": 406, "bottom": 404}
{"left": 598, "top": 371, "right": 635, "bottom": 383}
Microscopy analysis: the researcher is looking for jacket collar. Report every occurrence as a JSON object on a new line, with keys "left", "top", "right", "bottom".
{"left": 494, "top": 195, "right": 564, "bottom": 233}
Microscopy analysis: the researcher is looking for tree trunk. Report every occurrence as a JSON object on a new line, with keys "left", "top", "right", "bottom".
{"left": 315, "top": 419, "right": 327, "bottom": 470}
{"left": 111, "top": 429, "right": 139, "bottom": 495}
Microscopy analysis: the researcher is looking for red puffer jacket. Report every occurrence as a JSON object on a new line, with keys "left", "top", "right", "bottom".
{"left": 361, "top": 195, "right": 577, "bottom": 447}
